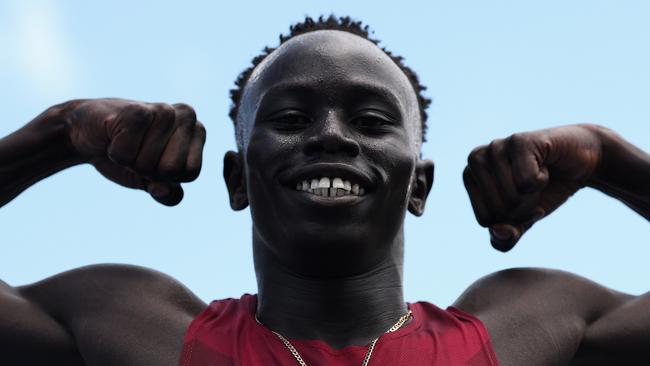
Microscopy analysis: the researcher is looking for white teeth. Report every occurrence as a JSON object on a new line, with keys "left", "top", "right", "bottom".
{"left": 318, "top": 177, "right": 330, "bottom": 188}
{"left": 332, "top": 177, "right": 344, "bottom": 189}
{"left": 295, "top": 176, "right": 366, "bottom": 198}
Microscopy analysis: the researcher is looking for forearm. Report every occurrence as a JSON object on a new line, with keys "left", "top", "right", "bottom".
{"left": 587, "top": 125, "right": 650, "bottom": 219}
{"left": 0, "top": 102, "right": 83, "bottom": 207}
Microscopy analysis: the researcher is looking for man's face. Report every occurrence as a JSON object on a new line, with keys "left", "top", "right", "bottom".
{"left": 229, "top": 30, "right": 431, "bottom": 275}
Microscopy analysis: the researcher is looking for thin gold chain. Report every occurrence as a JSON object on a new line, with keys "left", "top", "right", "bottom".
{"left": 256, "top": 310, "right": 412, "bottom": 366}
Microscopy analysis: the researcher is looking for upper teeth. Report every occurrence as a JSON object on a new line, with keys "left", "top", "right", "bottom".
{"left": 295, "top": 176, "right": 365, "bottom": 197}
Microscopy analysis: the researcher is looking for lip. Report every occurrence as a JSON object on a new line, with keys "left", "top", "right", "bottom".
{"left": 278, "top": 162, "right": 377, "bottom": 192}
{"left": 291, "top": 189, "right": 366, "bottom": 207}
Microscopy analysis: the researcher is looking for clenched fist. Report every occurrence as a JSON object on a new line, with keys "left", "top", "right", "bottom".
{"left": 463, "top": 124, "right": 604, "bottom": 251}
{"left": 64, "top": 98, "right": 206, "bottom": 206}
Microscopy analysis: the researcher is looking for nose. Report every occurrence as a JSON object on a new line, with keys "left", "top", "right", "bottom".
{"left": 303, "top": 112, "right": 360, "bottom": 157}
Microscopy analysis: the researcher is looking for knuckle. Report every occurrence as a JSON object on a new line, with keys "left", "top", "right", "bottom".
{"left": 488, "top": 138, "right": 505, "bottom": 157}
{"left": 173, "top": 103, "right": 197, "bottom": 123}
{"left": 506, "top": 133, "right": 529, "bottom": 153}
{"left": 151, "top": 103, "right": 176, "bottom": 124}
{"left": 153, "top": 102, "right": 175, "bottom": 114}
{"left": 467, "top": 145, "right": 488, "bottom": 168}
{"left": 195, "top": 121, "right": 206, "bottom": 137}
{"left": 118, "top": 104, "right": 153, "bottom": 128}
{"left": 193, "top": 122, "right": 207, "bottom": 144}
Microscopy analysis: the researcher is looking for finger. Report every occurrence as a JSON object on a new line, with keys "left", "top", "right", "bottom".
{"left": 488, "top": 139, "right": 521, "bottom": 208}
{"left": 467, "top": 146, "right": 507, "bottom": 223}
{"left": 157, "top": 104, "right": 196, "bottom": 181}
{"left": 147, "top": 181, "right": 184, "bottom": 206}
{"left": 463, "top": 166, "right": 494, "bottom": 227}
{"left": 489, "top": 209, "right": 545, "bottom": 252}
{"left": 183, "top": 122, "right": 206, "bottom": 182}
{"left": 133, "top": 103, "right": 176, "bottom": 176}
{"left": 506, "top": 133, "right": 550, "bottom": 193}
{"left": 91, "top": 157, "right": 147, "bottom": 189}
{"left": 106, "top": 105, "right": 153, "bottom": 166}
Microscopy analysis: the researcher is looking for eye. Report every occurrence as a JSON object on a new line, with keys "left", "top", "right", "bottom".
{"left": 266, "top": 111, "right": 311, "bottom": 131}
{"left": 350, "top": 111, "right": 395, "bottom": 132}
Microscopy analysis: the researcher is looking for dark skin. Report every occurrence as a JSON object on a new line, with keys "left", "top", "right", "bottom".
{"left": 1, "top": 30, "right": 649, "bottom": 365}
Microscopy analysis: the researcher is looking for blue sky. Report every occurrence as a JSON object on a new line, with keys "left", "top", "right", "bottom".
{"left": 1, "top": 0, "right": 648, "bottom": 306}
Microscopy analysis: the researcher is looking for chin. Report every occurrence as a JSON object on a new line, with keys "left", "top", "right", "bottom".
{"left": 269, "top": 223, "right": 398, "bottom": 273}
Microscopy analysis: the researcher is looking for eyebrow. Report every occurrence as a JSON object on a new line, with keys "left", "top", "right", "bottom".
{"left": 258, "top": 79, "right": 404, "bottom": 111}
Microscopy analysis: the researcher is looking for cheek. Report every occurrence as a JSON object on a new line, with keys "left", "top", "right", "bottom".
{"left": 246, "top": 129, "right": 300, "bottom": 176}
{"left": 251, "top": 125, "right": 304, "bottom": 151}
{"left": 244, "top": 129, "right": 302, "bottom": 237}
{"left": 369, "top": 136, "right": 417, "bottom": 190}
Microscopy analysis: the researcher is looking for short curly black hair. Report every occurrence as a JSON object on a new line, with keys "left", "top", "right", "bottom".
{"left": 229, "top": 15, "right": 431, "bottom": 147}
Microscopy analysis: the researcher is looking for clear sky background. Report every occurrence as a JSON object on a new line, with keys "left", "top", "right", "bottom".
{"left": 1, "top": 0, "right": 648, "bottom": 306}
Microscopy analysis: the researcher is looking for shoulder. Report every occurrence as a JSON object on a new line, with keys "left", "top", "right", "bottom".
{"left": 7, "top": 264, "right": 207, "bottom": 365}
{"left": 19, "top": 263, "right": 207, "bottom": 320}
{"left": 452, "top": 267, "right": 631, "bottom": 366}
{"left": 453, "top": 267, "right": 627, "bottom": 318}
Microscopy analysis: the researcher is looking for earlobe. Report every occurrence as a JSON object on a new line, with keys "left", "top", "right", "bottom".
{"left": 223, "top": 151, "right": 249, "bottom": 211}
{"left": 408, "top": 159, "right": 434, "bottom": 216}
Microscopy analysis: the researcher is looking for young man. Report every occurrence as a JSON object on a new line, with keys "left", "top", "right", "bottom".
{"left": 1, "top": 16, "right": 649, "bottom": 366}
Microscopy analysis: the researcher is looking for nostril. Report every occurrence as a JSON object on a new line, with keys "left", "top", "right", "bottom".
{"left": 303, "top": 138, "right": 324, "bottom": 156}
{"left": 303, "top": 135, "right": 360, "bottom": 157}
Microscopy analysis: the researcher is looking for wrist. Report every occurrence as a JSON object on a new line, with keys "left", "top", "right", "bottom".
{"left": 0, "top": 100, "right": 87, "bottom": 206}
{"left": 581, "top": 123, "right": 618, "bottom": 187}
{"left": 30, "top": 100, "right": 85, "bottom": 165}
{"left": 583, "top": 124, "right": 650, "bottom": 217}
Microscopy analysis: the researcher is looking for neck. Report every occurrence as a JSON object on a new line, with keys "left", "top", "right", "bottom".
{"left": 253, "top": 230, "right": 407, "bottom": 349}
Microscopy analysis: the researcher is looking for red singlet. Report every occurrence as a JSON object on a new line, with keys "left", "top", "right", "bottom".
{"left": 178, "top": 294, "right": 499, "bottom": 366}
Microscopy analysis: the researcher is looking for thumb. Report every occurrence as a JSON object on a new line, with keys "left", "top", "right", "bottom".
{"left": 489, "top": 209, "right": 544, "bottom": 252}
{"left": 147, "top": 181, "right": 184, "bottom": 206}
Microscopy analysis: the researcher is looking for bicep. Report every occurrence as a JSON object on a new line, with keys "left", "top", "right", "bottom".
{"left": 0, "top": 280, "right": 84, "bottom": 365}
{"left": 453, "top": 268, "right": 644, "bottom": 366}
{"left": 19, "top": 264, "right": 206, "bottom": 366}
{"left": 573, "top": 291, "right": 650, "bottom": 365}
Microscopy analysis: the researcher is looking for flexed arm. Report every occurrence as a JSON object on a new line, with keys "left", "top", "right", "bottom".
{"left": 460, "top": 124, "right": 650, "bottom": 364}
{"left": 0, "top": 99, "right": 207, "bottom": 365}
{"left": 463, "top": 123, "right": 649, "bottom": 251}
{"left": 0, "top": 98, "right": 206, "bottom": 207}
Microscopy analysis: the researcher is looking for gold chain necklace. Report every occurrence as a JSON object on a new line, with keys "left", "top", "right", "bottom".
{"left": 256, "top": 310, "right": 412, "bottom": 366}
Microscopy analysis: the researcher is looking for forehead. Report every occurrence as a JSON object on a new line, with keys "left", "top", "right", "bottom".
{"left": 237, "top": 30, "right": 421, "bottom": 140}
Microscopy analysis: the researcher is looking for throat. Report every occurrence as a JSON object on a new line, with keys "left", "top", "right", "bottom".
{"left": 253, "top": 237, "right": 407, "bottom": 349}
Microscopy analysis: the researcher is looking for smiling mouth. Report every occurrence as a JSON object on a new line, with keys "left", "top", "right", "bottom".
{"left": 295, "top": 176, "right": 366, "bottom": 198}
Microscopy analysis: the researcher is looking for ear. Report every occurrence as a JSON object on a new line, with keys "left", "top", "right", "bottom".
{"left": 408, "top": 159, "right": 434, "bottom": 216}
{"left": 223, "top": 151, "right": 249, "bottom": 211}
